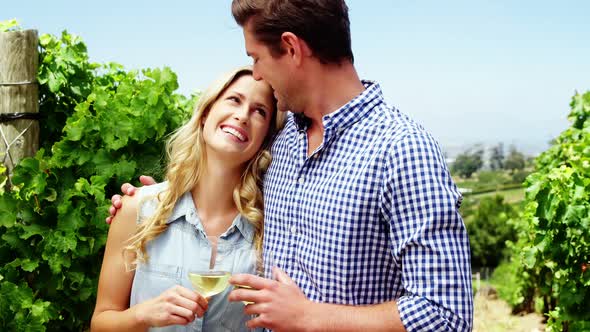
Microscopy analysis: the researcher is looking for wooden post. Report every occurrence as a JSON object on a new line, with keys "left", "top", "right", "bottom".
{"left": 0, "top": 29, "right": 39, "bottom": 180}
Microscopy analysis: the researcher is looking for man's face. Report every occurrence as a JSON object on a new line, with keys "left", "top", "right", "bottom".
{"left": 243, "top": 21, "right": 294, "bottom": 113}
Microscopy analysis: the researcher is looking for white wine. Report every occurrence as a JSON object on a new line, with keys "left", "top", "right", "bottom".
{"left": 188, "top": 271, "right": 231, "bottom": 297}
{"left": 234, "top": 284, "right": 254, "bottom": 305}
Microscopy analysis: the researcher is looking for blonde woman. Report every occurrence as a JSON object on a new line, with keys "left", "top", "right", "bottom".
{"left": 91, "top": 66, "right": 282, "bottom": 332}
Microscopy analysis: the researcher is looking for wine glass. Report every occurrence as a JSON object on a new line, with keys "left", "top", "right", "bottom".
{"left": 234, "top": 251, "right": 278, "bottom": 305}
{"left": 234, "top": 255, "right": 262, "bottom": 305}
{"left": 188, "top": 236, "right": 231, "bottom": 297}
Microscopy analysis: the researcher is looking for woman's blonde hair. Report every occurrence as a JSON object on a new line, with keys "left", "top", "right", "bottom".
{"left": 125, "top": 65, "right": 284, "bottom": 264}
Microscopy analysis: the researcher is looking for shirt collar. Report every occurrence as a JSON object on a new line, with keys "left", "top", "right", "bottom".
{"left": 167, "top": 191, "right": 255, "bottom": 243}
{"left": 293, "top": 80, "right": 385, "bottom": 136}
{"left": 167, "top": 191, "right": 197, "bottom": 225}
{"left": 230, "top": 214, "right": 255, "bottom": 243}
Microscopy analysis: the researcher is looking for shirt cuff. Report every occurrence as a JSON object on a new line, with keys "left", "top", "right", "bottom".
{"left": 397, "top": 295, "right": 471, "bottom": 332}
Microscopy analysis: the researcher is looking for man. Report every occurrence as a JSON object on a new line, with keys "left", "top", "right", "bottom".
{"left": 109, "top": 1, "right": 473, "bottom": 331}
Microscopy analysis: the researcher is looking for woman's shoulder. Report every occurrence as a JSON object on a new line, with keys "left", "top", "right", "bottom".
{"left": 109, "top": 182, "right": 167, "bottom": 228}
{"left": 108, "top": 193, "right": 143, "bottom": 244}
{"left": 135, "top": 182, "right": 169, "bottom": 224}
{"left": 136, "top": 181, "right": 169, "bottom": 199}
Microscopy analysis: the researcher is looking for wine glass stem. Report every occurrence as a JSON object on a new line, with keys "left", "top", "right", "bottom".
{"left": 208, "top": 236, "right": 218, "bottom": 270}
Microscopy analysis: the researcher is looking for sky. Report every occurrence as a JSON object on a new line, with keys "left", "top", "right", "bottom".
{"left": 4, "top": 0, "right": 590, "bottom": 156}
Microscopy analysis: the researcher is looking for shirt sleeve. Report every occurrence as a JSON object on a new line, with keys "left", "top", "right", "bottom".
{"left": 380, "top": 131, "right": 473, "bottom": 332}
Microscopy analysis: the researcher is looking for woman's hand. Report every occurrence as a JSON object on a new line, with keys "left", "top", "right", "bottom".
{"left": 134, "top": 285, "right": 209, "bottom": 327}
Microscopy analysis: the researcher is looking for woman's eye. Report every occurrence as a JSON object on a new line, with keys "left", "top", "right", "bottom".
{"left": 255, "top": 108, "right": 267, "bottom": 118}
{"left": 228, "top": 96, "right": 239, "bottom": 103}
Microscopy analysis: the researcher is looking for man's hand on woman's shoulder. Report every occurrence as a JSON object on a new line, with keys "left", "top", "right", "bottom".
{"left": 106, "top": 175, "right": 157, "bottom": 224}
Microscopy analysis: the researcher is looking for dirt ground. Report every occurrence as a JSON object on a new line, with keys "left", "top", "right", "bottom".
{"left": 473, "top": 293, "right": 546, "bottom": 332}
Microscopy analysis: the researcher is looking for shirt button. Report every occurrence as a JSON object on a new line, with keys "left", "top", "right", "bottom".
{"left": 298, "top": 177, "right": 305, "bottom": 185}
{"left": 313, "top": 154, "right": 319, "bottom": 159}
{"left": 290, "top": 225, "right": 297, "bottom": 234}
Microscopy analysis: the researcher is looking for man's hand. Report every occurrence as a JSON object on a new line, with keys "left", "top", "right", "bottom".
{"left": 229, "top": 267, "right": 314, "bottom": 332}
{"left": 105, "top": 175, "right": 156, "bottom": 224}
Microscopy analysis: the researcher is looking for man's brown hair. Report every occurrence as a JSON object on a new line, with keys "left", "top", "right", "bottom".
{"left": 232, "top": 0, "right": 354, "bottom": 64}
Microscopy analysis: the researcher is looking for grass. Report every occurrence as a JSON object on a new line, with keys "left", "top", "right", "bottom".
{"left": 454, "top": 169, "right": 531, "bottom": 198}
{"left": 473, "top": 294, "right": 545, "bottom": 332}
{"left": 474, "top": 264, "right": 545, "bottom": 332}
{"left": 471, "top": 187, "right": 525, "bottom": 204}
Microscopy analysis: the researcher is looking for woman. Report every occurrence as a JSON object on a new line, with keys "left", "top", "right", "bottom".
{"left": 91, "top": 66, "right": 283, "bottom": 331}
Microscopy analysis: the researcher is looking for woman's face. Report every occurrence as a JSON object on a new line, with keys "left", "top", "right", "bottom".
{"left": 202, "top": 74, "right": 275, "bottom": 166}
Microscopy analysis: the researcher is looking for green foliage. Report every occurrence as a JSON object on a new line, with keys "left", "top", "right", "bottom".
{"left": 489, "top": 223, "right": 544, "bottom": 315}
{"left": 475, "top": 170, "right": 515, "bottom": 188}
{"left": 490, "top": 259, "right": 526, "bottom": 309}
{"left": 511, "top": 169, "right": 531, "bottom": 184}
{"left": 456, "top": 169, "right": 524, "bottom": 199}
{"left": 0, "top": 30, "right": 194, "bottom": 330}
{"left": 504, "top": 145, "right": 527, "bottom": 172}
{"left": 489, "top": 143, "right": 505, "bottom": 170}
{"left": 0, "top": 163, "right": 7, "bottom": 195}
{"left": 506, "top": 91, "right": 590, "bottom": 330}
{"left": 476, "top": 170, "right": 508, "bottom": 185}
{"left": 0, "top": 18, "right": 20, "bottom": 32}
{"left": 452, "top": 147, "right": 484, "bottom": 178}
{"left": 37, "top": 31, "right": 99, "bottom": 150}
{"left": 465, "top": 195, "right": 518, "bottom": 268}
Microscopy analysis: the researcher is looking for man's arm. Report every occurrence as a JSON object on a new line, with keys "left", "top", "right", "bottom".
{"left": 230, "top": 268, "right": 406, "bottom": 332}
{"left": 380, "top": 132, "right": 473, "bottom": 331}
{"left": 308, "top": 301, "right": 405, "bottom": 332}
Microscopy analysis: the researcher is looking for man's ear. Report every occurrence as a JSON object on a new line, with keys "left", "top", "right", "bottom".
{"left": 280, "top": 32, "right": 312, "bottom": 66}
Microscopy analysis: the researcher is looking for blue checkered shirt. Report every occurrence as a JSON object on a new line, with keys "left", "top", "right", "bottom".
{"left": 262, "top": 81, "right": 473, "bottom": 331}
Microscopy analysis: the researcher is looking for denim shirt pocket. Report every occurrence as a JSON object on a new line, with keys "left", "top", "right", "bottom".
{"left": 140, "top": 263, "right": 182, "bottom": 279}
{"left": 132, "top": 263, "right": 183, "bottom": 306}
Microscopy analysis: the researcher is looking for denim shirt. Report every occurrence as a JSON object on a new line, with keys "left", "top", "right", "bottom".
{"left": 130, "top": 182, "right": 258, "bottom": 332}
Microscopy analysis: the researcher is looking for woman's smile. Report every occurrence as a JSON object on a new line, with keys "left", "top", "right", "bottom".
{"left": 220, "top": 124, "right": 249, "bottom": 143}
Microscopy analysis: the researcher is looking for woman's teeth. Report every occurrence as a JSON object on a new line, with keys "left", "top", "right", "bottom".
{"left": 222, "top": 127, "right": 246, "bottom": 142}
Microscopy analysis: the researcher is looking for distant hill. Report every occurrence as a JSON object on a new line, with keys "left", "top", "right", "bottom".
{"left": 440, "top": 140, "right": 550, "bottom": 160}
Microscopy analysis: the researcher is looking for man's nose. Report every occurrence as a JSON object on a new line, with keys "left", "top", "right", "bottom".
{"left": 252, "top": 68, "right": 263, "bottom": 81}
